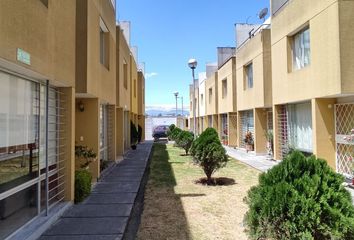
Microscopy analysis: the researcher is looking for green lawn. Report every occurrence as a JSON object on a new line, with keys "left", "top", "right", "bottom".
{"left": 137, "top": 143, "right": 260, "bottom": 240}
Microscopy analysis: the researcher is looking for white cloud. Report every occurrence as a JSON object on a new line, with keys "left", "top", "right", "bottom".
{"left": 145, "top": 72, "right": 158, "bottom": 78}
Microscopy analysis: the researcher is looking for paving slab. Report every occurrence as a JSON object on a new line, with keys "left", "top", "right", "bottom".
{"left": 85, "top": 193, "right": 136, "bottom": 204}
{"left": 44, "top": 217, "right": 128, "bottom": 235}
{"left": 92, "top": 182, "right": 140, "bottom": 193}
{"left": 40, "top": 141, "right": 153, "bottom": 239}
{"left": 63, "top": 204, "right": 132, "bottom": 217}
{"left": 40, "top": 235, "right": 122, "bottom": 240}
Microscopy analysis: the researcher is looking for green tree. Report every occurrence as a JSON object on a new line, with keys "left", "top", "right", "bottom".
{"left": 244, "top": 151, "right": 354, "bottom": 240}
{"left": 176, "top": 130, "right": 194, "bottom": 155}
{"left": 191, "top": 128, "right": 228, "bottom": 184}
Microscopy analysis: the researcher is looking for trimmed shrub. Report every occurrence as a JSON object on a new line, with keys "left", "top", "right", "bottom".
{"left": 190, "top": 127, "right": 219, "bottom": 159}
{"left": 130, "top": 121, "right": 138, "bottom": 146}
{"left": 75, "top": 169, "right": 92, "bottom": 203}
{"left": 167, "top": 124, "right": 176, "bottom": 140}
{"left": 170, "top": 127, "right": 182, "bottom": 141}
{"left": 176, "top": 130, "right": 194, "bottom": 155}
{"left": 244, "top": 151, "right": 354, "bottom": 240}
{"left": 191, "top": 128, "right": 228, "bottom": 184}
{"left": 138, "top": 125, "right": 143, "bottom": 142}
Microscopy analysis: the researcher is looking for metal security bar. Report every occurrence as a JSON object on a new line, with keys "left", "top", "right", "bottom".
{"left": 229, "top": 113, "right": 238, "bottom": 147}
{"left": 239, "top": 110, "right": 254, "bottom": 148}
{"left": 276, "top": 105, "right": 289, "bottom": 160}
{"left": 220, "top": 114, "right": 228, "bottom": 145}
{"left": 45, "top": 87, "right": 66, "bottom": 210}
{"left": 335, "top": 103, "right": 354, "bottom": 178}
{"left": 107, "top": 105, "right": 115, "bottom": 161}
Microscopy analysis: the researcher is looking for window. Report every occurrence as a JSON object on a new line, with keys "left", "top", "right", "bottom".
{"left": 292, "top": 27, "right": 310, "bottom": 70}
{"left": 208, "top": 88, "right": 212, "bottom": 104}
{"left": 222, "top": 79, "right": 227, "bottom": 98}
{"left": 287, "top": 102, "right": 312, "bottom": 152}
{"left": 245, "top": 63, "right": 253, "bottom": 89}
{"left": 123, "top": 60, "right": 128, "bottom": 89}
{"left": 200, "top": 94, "right": 204, "bottom": 106}
{"left": 99, "top": 18, "right": 109, "bottom": 68}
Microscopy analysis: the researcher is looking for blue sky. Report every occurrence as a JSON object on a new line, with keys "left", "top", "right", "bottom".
{"left": 117, "top": 0, "right": 269, "bottom": 109}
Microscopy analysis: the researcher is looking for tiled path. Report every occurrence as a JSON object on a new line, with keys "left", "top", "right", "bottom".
{"left": 40, "top": 141, "right": 153, "bottom": 240}
{"left": 224, "top": 146, "right": 279, "bottom": 172}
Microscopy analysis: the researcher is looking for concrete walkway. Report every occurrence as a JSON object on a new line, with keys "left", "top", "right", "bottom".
{"left": 40, "top": 141, "right": 153, "bottom": 240}
{"left": 224, "top": 146, "right": 279, "bottom": 172}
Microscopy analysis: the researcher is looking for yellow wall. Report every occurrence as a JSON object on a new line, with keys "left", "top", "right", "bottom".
{"left": 75, "top": 98, "right": 100, "bottom": 181}
{"left": 0, "top": 0, "right": 76, "bottom": 87}
{"left": 338, "top": 0, "right": 354, "bottom": 94}
{"left": 116, "top": 25, "right": 131, "bottom": 111}
{"left": 138, "top": 71, "right": 145, "bottom": 116}
{"left": 237, "top": 30, "right": 272, "bottom": 110}
{"left": 131, "top": 56, "right": 138, "bottom": 114}
{"left": 205, "top": 72, "right": 218, "bottom": 115}
{"left": 217, "top": 57, "right": 236, "bottom": 114}
{"left": 271, "top": 0, "right": 342, "bottom": 105}
{"left": 76, "top": 0, "right": 116, "bottom": 104}
{"left": 312, "top": 98, "right": 336, "bottom": 169}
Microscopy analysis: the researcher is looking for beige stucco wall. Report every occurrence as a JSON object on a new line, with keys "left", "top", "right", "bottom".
{"left": 271, "top": 0, "right": 342, "bottom": 105}
{"left": 76, "top": 0, "right": 116, "bottom": 105}
{"left": 138, "top": 71, "right": 145, "bottom": 115}
{"left": 205, "top": 72, "right": 218, "bottom": 115}
{"left": 217, "top": 57, "right": 236, "bottom": 114}
{"left": 338, "top": 0, "right": 354, "bottom": 94}
{"left": 312, "top": 98, "right": 336, "bottom": 169}
{"left": 116, "top": 25, "right": 131, "bottom": 111}
{"left": 236, "top": 30, "right": 272, "bottom": 111}
{"left": 0, "top": 0, "right": 76, "bottom": 87}
{"left": 131, "top": 56, "right": 138, "bottom": 114}
{"left": 199, "top": 79, "right": 206, "bottom": 117}
{"left": 75, "top": 98, "right": 100, "bottom": 181}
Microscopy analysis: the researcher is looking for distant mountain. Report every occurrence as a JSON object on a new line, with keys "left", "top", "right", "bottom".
{"left": 145, "top": 105, "right": 189, "bottom": 117}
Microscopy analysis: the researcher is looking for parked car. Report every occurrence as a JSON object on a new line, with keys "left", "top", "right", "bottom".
{"left": 152, "top": 125, "right": 169, "bottom": 141}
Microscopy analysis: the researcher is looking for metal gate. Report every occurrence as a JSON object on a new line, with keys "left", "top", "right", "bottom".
{"left": 239, "top": 110, "right": 254, "bottom": 148}
{"left": 335, "top": 103, "right": 354, "bottom": 178}
{"left": 229, "top": 113, "right": 238, "bottom": 147}
{"left": 276, "top": 105, "right": 289, "bottom": 160}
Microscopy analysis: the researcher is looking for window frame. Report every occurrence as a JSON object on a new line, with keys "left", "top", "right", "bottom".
{"left": 221, "top": 79, "right": 227, "bottom": 99}
{"left": 291, "top": 26, "right": 310, "bottom": 71}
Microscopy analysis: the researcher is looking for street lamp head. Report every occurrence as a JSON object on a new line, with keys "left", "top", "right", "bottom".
{"left": 188, "top": 58, "right": 197, "bottom": 69}
{"left": 174, "top": 91, "right": 179, "bottom": 97}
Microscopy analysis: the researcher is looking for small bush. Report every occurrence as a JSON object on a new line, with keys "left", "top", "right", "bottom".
{"left": 75, "top": 169, "right": 92, "bottom": 203}
{"left": 167, "top": 124, "right": 175, "bottom": 140}
{"left": 170, "top": 127, "right": 182, "bottom": 141}
{"left": 176, "top": 130, "right": 194, "bottom": 155}
{"left": 190, "top": 127, "right": 219, "bottom": 159}
{"left": 244, "top": 151, "right": 354, "bottom": 240}
{"left": 191, "top": 128, "right": 228, "bottom": 184}
{"left": 131, "top": 121, "right": 138, "bottom": 146}
{"left": 138, "top": 125, "right": 143, "bottom": 142}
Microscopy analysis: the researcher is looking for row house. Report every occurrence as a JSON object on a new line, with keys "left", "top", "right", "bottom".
{"left": 189, "top": 0, "right": 354, "bottom": 181}
{"left": 0, "top": 0, "right": 146, "bottom": 239}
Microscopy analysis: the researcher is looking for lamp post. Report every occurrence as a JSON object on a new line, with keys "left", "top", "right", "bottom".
{"left": 174, "top": 91, "right": 179, "bottom": 117}
{"left": 188, "top": 58, "right": 197, "bottom": 138}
